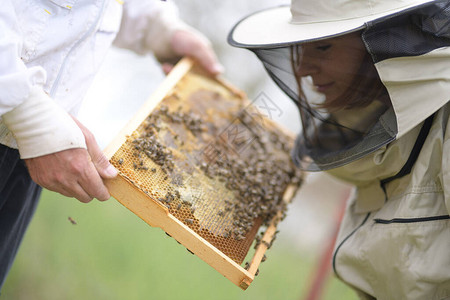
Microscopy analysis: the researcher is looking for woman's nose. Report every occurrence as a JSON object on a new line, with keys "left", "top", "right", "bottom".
{"left": 297, "top": 59, "right": 319, "bottom": 77}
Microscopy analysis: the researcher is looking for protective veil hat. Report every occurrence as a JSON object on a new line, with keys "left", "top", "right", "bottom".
{"left": 230, "top": 0, "right": 436, "bottom": 47}
{"left": 229, "top": 0, "right": 450, "bottom": 171}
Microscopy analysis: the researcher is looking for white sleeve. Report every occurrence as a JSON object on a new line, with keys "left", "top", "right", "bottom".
{"left": 2, "top": 87, "right": 86, "bottom": 159}
{"left": 0, "top": 1, "right": 47, "bottom": 115}
{"left": 0, "top": 1, "right": 86, "bottom": 158}
{"left": 113, "top": 0, "right": 205, "bottom": 62}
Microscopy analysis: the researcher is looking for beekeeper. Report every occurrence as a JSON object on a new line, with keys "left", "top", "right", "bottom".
{"left": 229, "top": 0, "right": 450, "bottom": 298}
{"left": 0, "top": 0, "right": 222, "bottom": 291}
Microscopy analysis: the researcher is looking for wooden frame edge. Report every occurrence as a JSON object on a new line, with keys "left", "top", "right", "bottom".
{"left": 103, "top": 57, "right": 195, "bottom": 159}
{"left": 247, "top": 184, "right": 298, "bottom": 277}
{"left": 105, "top": 175, "right": 253, "bottom": 290}
{"left": 102, "top": 57, "right": 300, "bottom": 290}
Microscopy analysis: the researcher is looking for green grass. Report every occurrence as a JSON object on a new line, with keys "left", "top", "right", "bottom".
{"left": 2, "top": 190, "right": 356, "bottom": 300}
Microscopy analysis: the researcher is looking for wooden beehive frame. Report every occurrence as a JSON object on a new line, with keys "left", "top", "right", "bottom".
{"left": 103, "top": 58, "right": 298, "bottom": 290}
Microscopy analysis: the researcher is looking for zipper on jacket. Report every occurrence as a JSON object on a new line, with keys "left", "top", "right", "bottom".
{"left": 50, "top": 0, "right": 107, "bottom": 98}
{"left": 332, "top": 212, "right": 371, "bottom": 279}
{"left": 374, "top": 215, "right": 450, "bottom": 224}
{"left": 379, "top": 114, "right": 435, "bottom": 199}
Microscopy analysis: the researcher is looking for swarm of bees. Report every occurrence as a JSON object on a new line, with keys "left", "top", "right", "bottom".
{"left": 198, "top": 109, "right": 302, "bottom": 241}
{"left": 131, "top": 134, "right": 174, "bottom": 174}
{"left": 114, "top": 93, "right": 302, "bottom": 265}
{"left": 157, "top": 104, "right": 203, "bottom": 134}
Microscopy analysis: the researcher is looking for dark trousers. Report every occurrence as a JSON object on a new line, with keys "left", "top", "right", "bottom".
{"left": 0, "top": 144, "right": 41, "bottom": 291}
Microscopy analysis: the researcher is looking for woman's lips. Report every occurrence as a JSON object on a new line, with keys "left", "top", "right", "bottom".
{"left": 315, "top": 82, "right": 334, "bottom": 93}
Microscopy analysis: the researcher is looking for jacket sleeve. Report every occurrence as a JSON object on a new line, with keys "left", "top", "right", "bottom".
{"left": 113, "top": 0, "right": 205, "bottom": 63}
{"left": 0, "top": 1, "right": 46, "bottom": 115}
{"left": 442, "top": 108, "right": 450, "bottom": 215}
{"left": 0, "top": 1, "right": 86, "bottom": 158}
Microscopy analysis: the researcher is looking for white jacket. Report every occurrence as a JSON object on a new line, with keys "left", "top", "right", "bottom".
{"left": 325, "top": 4, "right": 450, "bottom": 298}
{"left": 0, "top": 0, "right": 196, "bottom": 158}
{"left": 328, "top": 104, "right": 450, "bottom": 299}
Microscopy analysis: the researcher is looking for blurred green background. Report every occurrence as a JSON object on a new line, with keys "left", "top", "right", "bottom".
{"left": 2, "top": 190, "right": 357, "bottom": 300}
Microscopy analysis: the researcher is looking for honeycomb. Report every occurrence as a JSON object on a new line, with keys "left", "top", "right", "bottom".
{"left": 110, "top": 69, "right": 302, "bottom": 265}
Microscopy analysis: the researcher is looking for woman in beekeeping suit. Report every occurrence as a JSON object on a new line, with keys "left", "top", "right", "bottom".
{"left": 229, "top": 0, "right": 450, "bottom": 299}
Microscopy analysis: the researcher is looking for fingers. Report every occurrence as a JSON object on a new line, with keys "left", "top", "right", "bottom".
{"left": 55, "top": 180, "right": 95, "bottom": 203}
{"left": 71, "top": 116, "right": 118, "bottom": 179}
{"left": 86, "top": 139, "right": 118, "bottom": 179}
{"left": 78, "top": 163, "right": 111, "bottom": 202}
{"left": 25, "top": 148, "right": 111, "bottom": 203}
{"left": 22, "top": 116, "right": 114, "bottom": 203}
{"left": 161, "top": 63, "right": 174, "bottom": 75}
{"left": 171, "top": 30, "right": 224, "bottom": 75}
{"left": 59, "top": 164, "right": 110, "bottom": 202}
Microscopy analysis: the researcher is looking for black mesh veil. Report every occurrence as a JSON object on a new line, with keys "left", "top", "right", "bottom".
{"left": 239, "top": 0, "right": 450, "bottom": 171}
{"left": 250, "top": 34, "right": 396, "bottom": 171}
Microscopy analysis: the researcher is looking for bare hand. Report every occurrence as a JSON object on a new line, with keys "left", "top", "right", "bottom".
{"left": 162, "top": 29, "right": 224, "bottom": 75}
{"left": 24, "top": 117, "right": 117, "bottom": 203}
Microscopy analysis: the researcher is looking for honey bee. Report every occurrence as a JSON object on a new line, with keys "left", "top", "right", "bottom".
{"left": 262, "top": 240, "right": 271, "bottom": 248}
{"left": 237, "top": 235, "right": 245, "bottom": 241}
{"left": 68, "top": 217, "right": 77, "bottom": 225}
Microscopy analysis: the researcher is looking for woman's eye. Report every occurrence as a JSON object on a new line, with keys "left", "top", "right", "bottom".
{"left": 316, "top": 45, "right": 331, "bottom": 51}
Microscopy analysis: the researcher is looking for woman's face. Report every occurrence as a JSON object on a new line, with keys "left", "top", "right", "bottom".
{"left": 295, "top": 32, "right": 367, "bottom": 106}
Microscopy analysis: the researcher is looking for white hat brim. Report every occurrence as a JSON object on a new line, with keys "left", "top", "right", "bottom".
{"left": 229, "top": 1, "right": 435, "bottom": 48}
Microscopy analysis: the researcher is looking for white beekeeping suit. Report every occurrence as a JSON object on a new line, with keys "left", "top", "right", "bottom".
{"left": 229, "top": 0, "right": 450, "bottom": 298}
{"left": 0, "top": 0, "right": 219, "bottom": 291}
{"left": 0, "top": 0, "right": 201, "bottom": 159}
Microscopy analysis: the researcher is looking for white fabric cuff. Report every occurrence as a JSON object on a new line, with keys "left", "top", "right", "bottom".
{"left": 2, "top": 86, "right": 86, "bottom": 158}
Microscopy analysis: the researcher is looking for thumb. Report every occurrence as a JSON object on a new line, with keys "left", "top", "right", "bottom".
{"left": 88, "top": 142, "right": 118, "bottom": 179}
{"left": 161, "top": 63, "right": 174, "bottom": 75}
{"left": 71, "top": 116, "right": 118, "bottom": 179}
